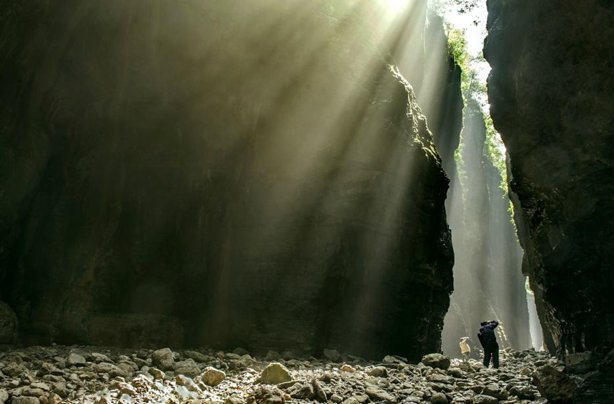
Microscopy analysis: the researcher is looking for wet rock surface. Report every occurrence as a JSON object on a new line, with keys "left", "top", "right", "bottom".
{"left": 0, "top": 346, "right": 573, "bottom": 403}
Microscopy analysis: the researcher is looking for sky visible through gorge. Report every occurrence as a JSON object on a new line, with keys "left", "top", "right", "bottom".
{"left": 432, "top": 0, "right": 490, "bottom": 87}
{"left": 430, "top": 0, "right": 508, "bottom": 169}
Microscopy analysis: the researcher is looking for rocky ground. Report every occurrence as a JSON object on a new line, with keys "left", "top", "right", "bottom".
{"left": 0, "top": 345, "right": 574, "bottom": 404}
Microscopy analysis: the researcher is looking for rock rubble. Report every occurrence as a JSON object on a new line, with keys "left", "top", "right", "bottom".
{"left": 0, "top": 346, "right": 568, "bottom": 403}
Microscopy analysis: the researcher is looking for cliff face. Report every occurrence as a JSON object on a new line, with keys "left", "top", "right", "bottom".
{"left": 485, "top": 0, "right": 614, "bottom": 399}
{"left": 394, "top": 10, "right": 463, "bottom": 175}
{"left": 0, "top": 1, "right": 453, "bottom": 359}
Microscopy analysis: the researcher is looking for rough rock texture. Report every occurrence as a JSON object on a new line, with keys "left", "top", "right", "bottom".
{"left": 0, "top": 345, "right": 557, "bottom": 403}
{"left": 485, "top": 0, "right": 614, "bottom": 401}
{"left": 0, "top": 1, "right": 452, "bottom": 360}
{"left": 532, "top": 365, "right": 577, "bottom": 403}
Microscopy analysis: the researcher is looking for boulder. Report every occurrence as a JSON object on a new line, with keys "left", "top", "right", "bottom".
{"left": 533, "top": 365, "right": 577, "bottom": 403}
{"left": 421, "top": 354, "right": 451, "bottom": 370}
{"left": 365, "top": 386, "right": 396, "bottom": 403}
{"left": 66, "top": 353, "right": 86, "bottom": 366}
{"left": 430, "top": 392, "right": 448, "bottom": 404}
{"left": 258, "top": 363, "right": 292, "bottom": 385}
{"left": 174, "top": 359, "right": 201, "bottom": 377}
{"left": 472, "top": 395, "right": 497, "bottom": 404}
{"left": 202, "top": 367, "right": 226, "bottom": 386}
{"left": 152, "top": 348, "right": 175, "bottom": 370}
{"left": 148, "top": 367, "right": 165, "bottom": 380}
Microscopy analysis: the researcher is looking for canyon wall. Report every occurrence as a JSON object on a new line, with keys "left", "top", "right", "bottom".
{"left": 485, "top": 0, "right": 614, "bottom": 399}
{"left": 0, "top": 0, "right": 453, "bottom": 360}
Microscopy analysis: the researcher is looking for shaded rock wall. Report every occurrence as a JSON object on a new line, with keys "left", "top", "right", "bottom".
{"left": 485, "top": 0, "right": 614, "bottom": 400}
{"left": 0, "top": 0, "right": 453, "bottom": 360}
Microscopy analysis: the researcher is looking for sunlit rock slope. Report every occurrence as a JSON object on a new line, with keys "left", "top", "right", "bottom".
{"left": 485, "top": 0, "right": 614, "bottom": 400}
{"left": 0, "top": 0, "right": 452, "bottom": 360}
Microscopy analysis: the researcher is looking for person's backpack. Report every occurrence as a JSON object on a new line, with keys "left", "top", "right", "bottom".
{"left": 479, "top": 324, "right": 496, "bottom": 345}
{"left": 477, "top": 331, "right": 486, "bottom": 348}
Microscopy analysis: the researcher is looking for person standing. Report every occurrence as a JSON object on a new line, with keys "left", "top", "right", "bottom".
{"left": 478, "top": 320, "right": 499, "bottom": 368}
{"left": 459, "top": 336, "right": 471, "bottom": 360}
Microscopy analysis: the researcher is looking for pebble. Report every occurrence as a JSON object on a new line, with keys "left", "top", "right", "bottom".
{"left": 151, "top": 348, "right": 174, "bottom": 370}
{"left": 174, "top": 359, "right": 200, "bottom": 377}
{"left": 258, "top": 363, "right": 291, "bottom": 385}
{"left": 0, "top": 345, "right": 567, "bottom": 404}
{"left": 66, "top": 353, "right": 86, "bottom": 367}
{"left": 202, "top": 367, "right": 226, "bottom": 386}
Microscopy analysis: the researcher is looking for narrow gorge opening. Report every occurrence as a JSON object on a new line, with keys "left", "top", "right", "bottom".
{"left": 427, "top": 0, "right": 544, "bottom": 357}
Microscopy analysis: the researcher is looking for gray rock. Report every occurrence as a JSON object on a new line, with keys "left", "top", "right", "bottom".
{"left": 382, "top": 355, "right": 407, "bottom": 364}
{"left": 9, "top": 399, "right": 40, "bottom": 404}
{"left": 482, "top": 383, "right": 507, "bottom": 400}
{"left": 472, "top": 395, "right": 498, "bottom": 404}
{"left": 311, "top": 379, "right": 327, "bottom": 402}
{"left": 184, "top": 351, "right": 208, "bottom": 363}
{"left": 174, "top": 359, "right": 200, "bottom": 377}
{"left": 427, "top": 374, "right": 452, "bottom": 384}
{"left": 28, "top": 383, "right": 49, "bottom": 392}
{"left": 117, "top": 361, "right": 136, "bottom": 375}
{"left": 259, "top": 363, "right": 292, "bottom": 385}
{"left": 0, "top": 389, "right": 8, "bottom": 404}
{"left": 367, "top": 366, "right": 388, "bottom": 377}
{"left": 94, "top": 362, "right": 127, "bottom": 378}
{"left": 67, "top": 353, "right": 86, "bottom": 366}
{"left": 2, "top": 362, "right": 26, "bottom": 377}
{"left": 430, "top": 392, "right": 448, "bottom": 404}
{"left": 202, "top": 367, "right": 226, "bottom": 386}
{"left": 421, "top": 354, "right": 451, "bottom": 370}
{"left": 152, "top": 348, "right": 175, "bottom": 370}
{"left": 175, "top": 375, "right": 201, "bottom": 392}
{"left": 41, "top": 362, "right": 63, "bottom": 376}
{"left": 365, "top": 386, "right": 396, "bottom": 403}
{"left": 89, "top": 353, "right": 112, "bottom": 363}
{"left": 354, "top": 394, "right": 369, "bottom": 403}
{"left": 533, "top": 365, "right": 577, "bottom": 403}
{"left": 289, "top": 383, "right": 314, "bottom": 399}
{"left": 51, "top": 382, "right": 68, "bottom": 398}
{"left": 508, "top": 384, "right": 537, "bottom": 400}
{"left": 16, "top": 388, "right": 45, "bottom": 399}
{"left": 111, "top": 380, "right": 137, "bottom": 396}
{"left": 330, "top": 394, "right": 343, "bottom": 403}
{"left": 148, "top": 367, "right": 165, "bottom": 380}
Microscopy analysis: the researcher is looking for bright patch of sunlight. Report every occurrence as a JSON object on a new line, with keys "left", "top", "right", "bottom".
{"left": 382, "top": 0, "right": 412, "bottom": 14}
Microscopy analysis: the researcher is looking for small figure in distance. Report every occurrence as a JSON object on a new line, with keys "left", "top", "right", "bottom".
{"left": 459, "top": 336, "right": 471, "bottom": 361}
{"left": 478, "top": 320, "right": 500, "bottom": 368}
